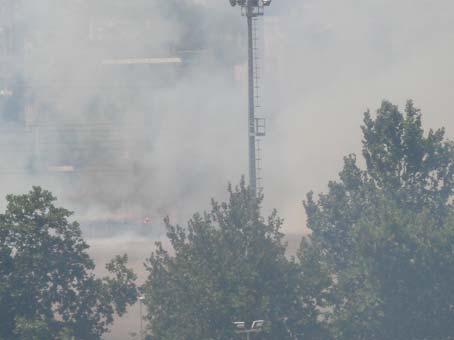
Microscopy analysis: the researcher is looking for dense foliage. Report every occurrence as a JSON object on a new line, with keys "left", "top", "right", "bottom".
{"left": 142, "top": 180, "right": 328, "bottom": 340}
{"left": 303, "top": 100, "right": 454, "bottom": 339}
{"left": 0, "top": 187, "right": 138, "bottom": 339}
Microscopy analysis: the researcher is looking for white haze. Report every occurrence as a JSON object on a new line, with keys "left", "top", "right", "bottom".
{"left": 1, "top": 0, "right": 453, "bottom": 232}
{"left": 263, "top": 0, "right": 454, "bottom": 230}
{"left": 1, "top": 1, "right": 454, "bottom": 338}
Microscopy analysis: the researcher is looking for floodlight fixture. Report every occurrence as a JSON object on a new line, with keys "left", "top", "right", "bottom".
{"left": 234, "top": 320, "right": 265, "bottom": 340}
{"left": 228, "top": 0, "right": 271, "bottom": 11}
{"left": 251, "top": 320, "right": 264, "bottom": 329}
{"left": 234, "top": 321, "right": 246, "bottom": 329}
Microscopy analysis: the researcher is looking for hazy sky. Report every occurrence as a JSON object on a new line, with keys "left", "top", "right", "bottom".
{"left": 261, "top": 0, "right": 454, "bottom": 231}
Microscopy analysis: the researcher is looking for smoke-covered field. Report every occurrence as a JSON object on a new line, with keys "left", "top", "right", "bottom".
{"left": 87, "top": 234, "right": 157, "bottom": 340}
{"left": 2, "top": 0, "right": 454, "bottom": 338}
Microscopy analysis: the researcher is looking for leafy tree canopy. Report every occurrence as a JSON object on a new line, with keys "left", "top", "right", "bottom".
{"left": 302, "top": 100, "right": 454, "bottom": 340}
{"left": 0, "top": 187, "right": 138, "bottom": 339}
{"left": 143, "top": 179, "right": 328, "bottom": 340}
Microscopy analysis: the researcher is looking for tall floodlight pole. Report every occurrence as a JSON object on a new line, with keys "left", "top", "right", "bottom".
{"left": 139, "top": 296, "right": 145, "bottom": 340}
{"left": 247, "top": 10, "right": 257, "bottom": 197}
{"left": 230, "top": 0, "right": 271, "bottom": 197}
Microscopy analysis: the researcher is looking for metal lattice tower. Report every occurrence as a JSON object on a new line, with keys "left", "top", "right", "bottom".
{"left": 230, "top": 0, "right": 271, "bottom": 197}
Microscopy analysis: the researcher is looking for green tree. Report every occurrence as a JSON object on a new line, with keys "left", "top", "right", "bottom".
{"left": 302, "top": 100, "right": 454, "bottom": 339}
{"left": 142, "top": 179, "right": 327, "bottom": 340}
{"left": 0, "top": 187, "right": 138, "bottom": 339}
{"left": 334, "top": 199, "right": 454, "bottom": 340}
